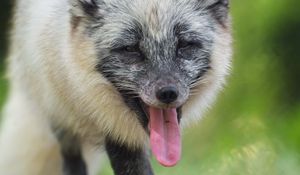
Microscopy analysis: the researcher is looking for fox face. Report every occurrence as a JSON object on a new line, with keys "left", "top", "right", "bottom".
{"left": 69, "top": 0, "right": 231, "bottom": 166}
{"left": 72, "top": 0, "right": 229, "bottom": 114}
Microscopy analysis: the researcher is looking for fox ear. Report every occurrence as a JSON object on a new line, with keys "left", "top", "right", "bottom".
{"left": 198, "top": 0, "right": 229, "bottom": 7}
{"left": 204, "top": 0, "right": 230, "bottom": 25}
{"left": 69, "top": 0, "right": 101, "bottom": 18}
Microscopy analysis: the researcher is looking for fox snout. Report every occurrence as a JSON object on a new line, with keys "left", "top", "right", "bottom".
{"left": 156, "top": 86, "right": 179, "bottom": 104}
{"left": 140, "top": 77, "right": 189, "bottom": 109}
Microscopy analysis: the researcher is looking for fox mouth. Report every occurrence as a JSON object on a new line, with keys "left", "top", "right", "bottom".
{"left": 136, "top": 98, "right": 182, "bottom": 167}
{"left": 138, "top": 99, "right": 182, "bottom": 127}
{"left": 117, "top": 89, "right": 183, "bottom": 167}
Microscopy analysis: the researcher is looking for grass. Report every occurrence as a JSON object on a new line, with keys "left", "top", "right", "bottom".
{"left": 0, "top": 69, "right": 7, "bottom": 111}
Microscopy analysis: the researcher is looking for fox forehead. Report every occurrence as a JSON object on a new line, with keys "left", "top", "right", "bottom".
{"left": 92, "top": 0, "right": 213, "bottom": 48}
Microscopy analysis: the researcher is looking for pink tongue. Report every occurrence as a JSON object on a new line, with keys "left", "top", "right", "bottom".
{"left": 149, "top": 107, "right": 181, "bottom": 167}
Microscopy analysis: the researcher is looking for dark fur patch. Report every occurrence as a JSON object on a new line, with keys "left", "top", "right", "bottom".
{"left": 79, "top": 0, "right": 99, "bottom": 17}
{"left": 71, "top": 16, "right": 82, "bottom": 31}
{"left": 195, "top": 0, "right": 229, "bottom": 27}
{"left": 62, "top": 151, "right": 87, "bottom": 175}
{"left": 105, "top": 137, "right": 154, "bottom": 175}
{"left": 97, "top": 59, "right": 149, "bottom": 128}
{"left": 55, "top": 129, "right": 87, "bottom": 175}
{"left": 208, "top": 0, "right": 230, "bottom": 27}
{"left": 189, "top": 58, "right": 211, "bottom": 87}
{"left": 119, "top": 90, "right": 149, "bottom": 129}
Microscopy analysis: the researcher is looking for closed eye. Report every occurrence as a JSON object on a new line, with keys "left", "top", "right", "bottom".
{"left": 177, "top": 40, "right": 203, "bottom": 50}
{"left": 176, "top": 40, "right": 204, "bottom": 61}
{"left": 112, "top": 43, "right": 145, "bottom": 64}
{"left": 117, "top": 44, "right": 140, "bottom": 53}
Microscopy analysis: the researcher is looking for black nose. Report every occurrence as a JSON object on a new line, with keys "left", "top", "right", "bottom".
{"left": 156, "top": 86, "right": 179, "bottom": 104}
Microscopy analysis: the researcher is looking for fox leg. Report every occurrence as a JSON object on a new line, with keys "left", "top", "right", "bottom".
{"left": 0, "top": 91, "right": 63, "bottom": 175}
{"left": 105, "top": 138, "right": 154, "bottom": 175}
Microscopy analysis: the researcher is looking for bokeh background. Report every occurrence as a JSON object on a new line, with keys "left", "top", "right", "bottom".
{"left": 1, "top": 0, "right": 300, "bottom": 175}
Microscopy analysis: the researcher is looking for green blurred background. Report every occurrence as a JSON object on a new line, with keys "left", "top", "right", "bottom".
{"left": 1, "top": 1, "right": 300, "bottom": 175}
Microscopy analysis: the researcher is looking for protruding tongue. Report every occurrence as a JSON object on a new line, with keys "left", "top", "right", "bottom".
{"left": 149, "top": 107, "right": 181, "bottom": 167}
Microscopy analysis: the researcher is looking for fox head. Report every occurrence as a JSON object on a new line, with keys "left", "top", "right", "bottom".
{"left": 67, "top": 0, "right": 232, "bottom": 166}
